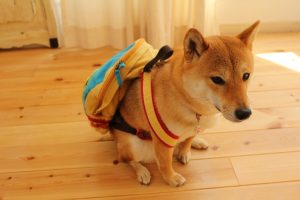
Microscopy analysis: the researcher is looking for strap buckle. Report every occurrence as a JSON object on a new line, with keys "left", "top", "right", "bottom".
{"left": 144, "top": 45, "right": 173, "bottom": 72}
{"left": 136, "top": 129, "right": 152, "bottom": 140}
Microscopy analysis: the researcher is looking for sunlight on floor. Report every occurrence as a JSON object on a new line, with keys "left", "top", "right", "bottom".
{"left": 256, "top": 52, "right": 300, "bottom": 73}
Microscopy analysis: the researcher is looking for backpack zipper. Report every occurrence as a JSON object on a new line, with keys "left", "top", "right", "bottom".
{"left": 98, "top": 61, "right": 125, "bottom": 100}
{"left": 115, "top": 61, "right": 126, "bottom": 86}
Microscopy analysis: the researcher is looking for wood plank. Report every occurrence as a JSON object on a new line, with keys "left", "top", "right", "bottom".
{"left": 0, "top": 141, "right": 117, "bottom": 173}
{"left": 0, "top": 58, "right": 97, "bottom": 76}
{"left": 0, "top": 87, "right": 82, "bottom": 108}
{"left": 0, "top": 48, "right": 56, "bottom": 67}
{"left": 249, "top": 73, "right": 300, "bottom": 92}
{"left": 253, "top": 56, "right": 298, "bottom": 76}
{"left": 0, "top": 47, "right": 116, "bottom": 81}
{"left": 0, "top": 74, "right": 84, "bottom": 92}
{"left": 208, "top": 105, "right": 300, "bottom": 133}
{"left": 256, "top": 106, "right": 300, "bottom": 128}
{"left": 0, "top": 122, "right": 101, "bottom": 147}
{"left": 249, "top": 89, "right": 300, "bottom": 109}
{"left": 195, "top": 127, "right": 300, "bottom": 159}
{"left": 0, "top": 47, "right": 116, "bottom": 67}
{"left": 104, "top": 181, "right": 300, "bottom": 200}
{"left": 0, "top": 158, "right": 237, "bottom": 199}
{"left": 36, "top": 47, "right": 117, "bottom": 66}
{"left": 231, "top": 151, "right": 300, "bottom": 185}
{"left": 0, "top": 104, "right": 85, "bottom": 126}
{"left": 0, "top": 64, "right": 36, "bottom": 78}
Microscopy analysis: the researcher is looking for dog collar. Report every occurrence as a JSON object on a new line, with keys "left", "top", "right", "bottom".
{"left": 141, "top": 72, "right": 179, "bottom": 147}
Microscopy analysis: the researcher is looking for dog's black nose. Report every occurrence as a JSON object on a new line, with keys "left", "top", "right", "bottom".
{"left": 235, "top": 108, "right": 252, "bottom": 120}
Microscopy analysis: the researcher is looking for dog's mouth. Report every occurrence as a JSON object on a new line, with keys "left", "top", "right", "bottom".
{"left": 214, "top": 105, "right": 242, "bottom": 122}
{"left": 218, "top": 108, "right": 251, "bottom": 123}
{"left": 213, "top": 103, "right": 249, "bottom": 123}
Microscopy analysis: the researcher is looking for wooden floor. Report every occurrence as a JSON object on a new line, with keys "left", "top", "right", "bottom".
{"left": 1, "top": 33, "right": 300, "bottom": 200}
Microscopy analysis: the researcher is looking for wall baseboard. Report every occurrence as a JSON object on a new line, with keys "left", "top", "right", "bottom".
{"left": 220, "top": 21, "right": 300, "bottom": 35}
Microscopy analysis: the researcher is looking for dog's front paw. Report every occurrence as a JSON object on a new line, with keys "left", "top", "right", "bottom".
{"left": 192, "top": 136, "right": 209, "bottom": 150}
{"left": 136, "top": 165, "right": 151, "bottom": 185}
{"left": 176, "top": 150, "right": 191, "bottom": 165}
{"left": 164, "top": 172, "right": 186, "bottom": 187}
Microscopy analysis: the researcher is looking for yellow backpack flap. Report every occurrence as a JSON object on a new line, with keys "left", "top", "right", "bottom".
{"left": 82, "top": 39, "right": 158, "bottom": 133}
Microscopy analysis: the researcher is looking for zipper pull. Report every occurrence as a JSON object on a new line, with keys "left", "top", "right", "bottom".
{"left": 115, "top": 61, "right": 126, "bottom": 86}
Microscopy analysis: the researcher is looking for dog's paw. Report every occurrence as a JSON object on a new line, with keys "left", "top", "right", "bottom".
{"left": 165, "top": 173, "right": 186, "bottom": 187}
{"left": 192, "top": 136, "right": 209, "bottom": 150}
{"left": 176, "top": 150, "right": 191, "bottom": 165}
{"left": 136, "top": 165, "right": 151, "bottom": 185}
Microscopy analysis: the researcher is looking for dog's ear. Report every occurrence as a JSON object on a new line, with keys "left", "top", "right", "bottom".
{"left": 184, "top": 28, "right": 209, "bottom": 62}
{"left": 237, "top": 20, "right": 261, "bottom": 50}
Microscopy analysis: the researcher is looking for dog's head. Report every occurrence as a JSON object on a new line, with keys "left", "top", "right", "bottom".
{"left": 182, "top": 21, "right": 260, "bottom": 122}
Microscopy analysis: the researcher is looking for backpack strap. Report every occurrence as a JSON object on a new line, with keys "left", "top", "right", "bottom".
{"left": 143, "top": 45, "right": 173, "bottom": 72}
{"left": 110, "top": 109, "right": 152, "bottom": 140}
{"left": 141, "top": 72, "right": 179, "bottom": 147}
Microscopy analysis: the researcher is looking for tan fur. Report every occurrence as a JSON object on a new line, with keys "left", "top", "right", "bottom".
{"left": 110, "top": 21, "right": 260, "bottom": 186}
{"left": 176, "top": 136, "right": 195, "bottom": 165}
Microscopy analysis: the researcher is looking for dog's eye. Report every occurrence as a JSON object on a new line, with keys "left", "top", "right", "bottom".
{"left": 243, "top": 73, "right": 250, "bottom": 81}
{"left": 211, "top": 76, "right": 225, "bottom": 85}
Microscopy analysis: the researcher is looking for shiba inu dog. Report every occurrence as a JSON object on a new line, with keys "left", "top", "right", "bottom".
{"left": 111, "top": 21, "right": 260, "bottom": 186}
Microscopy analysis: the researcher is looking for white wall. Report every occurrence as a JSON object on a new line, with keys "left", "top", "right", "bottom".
{"left": 217, "top": 0, "right": 300, "bottom": 24}
{"left": 216, "top": 0, "right": 300, "bottom": 33}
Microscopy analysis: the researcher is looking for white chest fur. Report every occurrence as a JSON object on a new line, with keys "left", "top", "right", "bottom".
{"left": 129, "top": 113, "right": 220, "bottom": 163}
{"left": 174, "top": 113, "right": 220, "bottom": 143}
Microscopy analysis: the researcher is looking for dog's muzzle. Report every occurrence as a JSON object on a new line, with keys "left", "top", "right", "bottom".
{"left": 235, "top": 108, "right": 252, "bottom": 120}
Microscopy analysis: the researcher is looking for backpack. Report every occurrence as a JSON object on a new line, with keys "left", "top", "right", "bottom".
{"left": 82, "top": 39, "right": 158, "bottom": 134}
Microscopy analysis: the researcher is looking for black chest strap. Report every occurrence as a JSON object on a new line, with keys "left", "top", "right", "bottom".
{"left": 110, "top": 110, "right": 152, "bottom": 140}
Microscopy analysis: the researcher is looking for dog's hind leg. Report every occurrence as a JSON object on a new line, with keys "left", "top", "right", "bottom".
{"left": 129, "top": 161, "right": 151, "bottom": 185}
{"left": 113, "top": 129, "right": 152, "bottom": 185}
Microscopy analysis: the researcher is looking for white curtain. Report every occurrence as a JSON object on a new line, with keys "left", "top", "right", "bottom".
{"left": 60, "top": 0, "right": 218, "bottom": 49}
